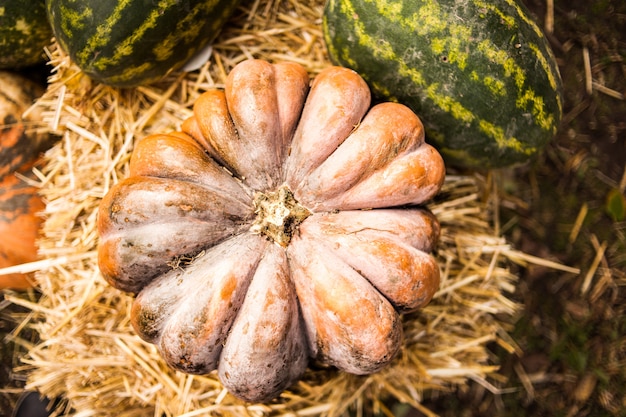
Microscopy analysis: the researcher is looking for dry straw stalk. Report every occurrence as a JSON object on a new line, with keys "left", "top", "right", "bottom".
{"left": 3, "top": 0, "right": 574, "bottom": 415}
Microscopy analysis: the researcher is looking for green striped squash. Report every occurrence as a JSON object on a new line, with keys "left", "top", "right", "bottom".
{"left": 322, "top": 0, "right": 563, "bottom": 169}
{"left": 0, "top": 0, "right": 52, "bottom": 69}
{"left": 46, "top": 0, "right": 240, "bottom": 87}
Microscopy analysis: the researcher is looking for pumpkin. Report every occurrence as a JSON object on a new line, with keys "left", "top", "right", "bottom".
{"left": 97, "top": 59, "right": 446, "bottom": 402}
{"left": 0, "top": 71, "right": 51, "bottom": 289}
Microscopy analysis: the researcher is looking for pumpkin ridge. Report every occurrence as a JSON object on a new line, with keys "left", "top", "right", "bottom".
{"left": 129, "top": 132, "right": 255, "bottom": 206}
{"left": 294, "top": 101, "right": 425, "bottom": 205}
{"left": 313, "top": 226, "right": 439, "bottom": 312}
{"left": 298, "top": 210, "right": 440, "bottom": 311}
{"left": 99, "top": 176, "right": 253, "bottom": 229}
{"left": 316, "top": 143, "right": 445, "bottom": 210}
{"left": 218, "top": 243, "right": 308, "bottom": 402}
{"left": 224, "top": 60, "right": 286, "bottom": 191}
{"left": 156, "top": 234, "right": 268, "bottom": 374}
{"left": 283, "top": 66, "right": 371, "bottom": 189}
{"left": 287, "top": 235, "right": 402, "bottom": 374}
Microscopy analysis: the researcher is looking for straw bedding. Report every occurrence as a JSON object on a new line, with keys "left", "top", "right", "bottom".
{"left": 3, "top": 0, "right": 571, "bottom": 415}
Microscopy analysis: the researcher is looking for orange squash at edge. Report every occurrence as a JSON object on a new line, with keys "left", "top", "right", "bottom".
{"left": 0, "top": 71, "right": 51, "bottom": 290}
{"left": 0, "top": 168, "right": 44, "bottom": 289}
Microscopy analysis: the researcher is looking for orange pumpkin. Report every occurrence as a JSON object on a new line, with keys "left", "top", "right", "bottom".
{"left": 97, "top": 60, "right": 446, "bottom": 402}
{"left": 0, "top": 71, "right": 51, "bottom": 290}
{"left": 0, "top": 71, "right": 52, "bottom": 179}
{"left": 0, "top": 170, "right": 44, "bottom": 289}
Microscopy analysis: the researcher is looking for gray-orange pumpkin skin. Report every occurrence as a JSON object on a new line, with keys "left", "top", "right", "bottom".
{"left": 97, "top": 59, "right": 445, "bottom": 402}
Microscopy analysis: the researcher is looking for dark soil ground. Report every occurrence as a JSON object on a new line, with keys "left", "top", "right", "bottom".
{"left": 1, "top": 0, "right": 625, "bottom": 416}
{"left": 423, "top": 0, "right": 626, "bottom": 416}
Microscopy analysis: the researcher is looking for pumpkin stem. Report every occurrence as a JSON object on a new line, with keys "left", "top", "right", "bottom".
{"left": 250, "top": 185, "right": 311, "bottom": 247}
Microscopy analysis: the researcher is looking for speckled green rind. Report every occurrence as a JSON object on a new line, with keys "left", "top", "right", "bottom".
{"left": 322, "top": 0, "right": 563, "bottom": 169}
{"left": 46, "top": 0, "right": 241, "bottom": 87}
{"left": 0, "top": 0, "right": 52, "bottom": 69}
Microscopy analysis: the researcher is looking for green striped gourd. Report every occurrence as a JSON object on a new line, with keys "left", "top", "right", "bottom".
{"left": 0, "top": 0, "right": 52, "bottom": 69}
{"left": 323, "top": 0, "right": 563, "bottom": 169}
{"left": 46, "top": 0, "right": 240, "bottom": 87}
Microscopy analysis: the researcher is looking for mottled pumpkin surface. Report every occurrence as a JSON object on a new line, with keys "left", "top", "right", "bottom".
{"left": 97, "top": 59, "right": 445, "bottom": 402}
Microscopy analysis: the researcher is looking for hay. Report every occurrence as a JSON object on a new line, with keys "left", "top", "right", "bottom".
{"left": 3, "top": 0, "right": 575, "bottom": 415}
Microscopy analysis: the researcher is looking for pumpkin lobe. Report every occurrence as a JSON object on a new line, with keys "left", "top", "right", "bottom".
{"left": 250, "top": 184, "right": 311, "bottom": 247}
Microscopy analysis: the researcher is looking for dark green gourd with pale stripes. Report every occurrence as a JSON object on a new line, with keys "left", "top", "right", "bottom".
{"left": 322, "top": 0, "right": 563, "bottom": 169}
{"left": 46, "top": 0, "right": 240, "bottom": 87}
{"left": 0, "top": 0, "right": 52, "bottom": 69}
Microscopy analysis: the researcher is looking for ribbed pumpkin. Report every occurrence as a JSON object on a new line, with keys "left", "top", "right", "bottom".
{"left": 97, "top": 60, "right": 445, "bottom": 402}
